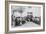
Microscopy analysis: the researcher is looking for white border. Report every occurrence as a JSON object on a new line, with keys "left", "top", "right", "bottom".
{"left": 9, "top": 3, "right": 43, "bottom": 31}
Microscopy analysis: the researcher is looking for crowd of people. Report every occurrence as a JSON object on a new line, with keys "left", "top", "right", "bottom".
{"left": 11, "top": 14, "right": 41, "bottom": 27}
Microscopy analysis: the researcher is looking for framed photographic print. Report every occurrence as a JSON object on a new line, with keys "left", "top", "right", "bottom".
{"left": 5, "top": 1, "right": 45, "bottom": 33}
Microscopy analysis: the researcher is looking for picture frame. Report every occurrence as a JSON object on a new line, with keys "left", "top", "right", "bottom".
{"left": 5, "top": 0, "right": 45, "bottom": 34}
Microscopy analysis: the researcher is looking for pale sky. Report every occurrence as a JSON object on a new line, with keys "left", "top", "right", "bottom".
{"left": 11, "top": 6, "right": 41, "bottom": 17}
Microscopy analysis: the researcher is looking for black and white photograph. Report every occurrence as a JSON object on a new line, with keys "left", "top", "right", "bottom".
{"left": 9, "top": 3, "right": 44, "bottom": 31}
{"left": 11, "top": 6, "right": 41, "bottom": 27}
